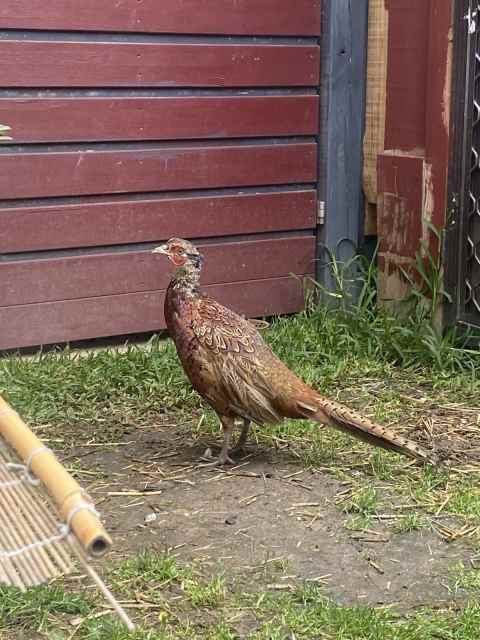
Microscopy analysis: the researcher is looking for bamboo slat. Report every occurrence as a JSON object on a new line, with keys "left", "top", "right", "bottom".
{"left": 0, "top": 446, "right": 73, "bottom": 589}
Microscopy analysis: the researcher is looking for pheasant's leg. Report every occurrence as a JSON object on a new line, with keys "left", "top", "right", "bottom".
{"left": 216, "top": 415, "right": 236, "bottom": 465}
{"left": 231, "top": 419, "right": 251, "bottom": 454}
{"left": 202, "top": 415, "right": 236, "bottom": 466}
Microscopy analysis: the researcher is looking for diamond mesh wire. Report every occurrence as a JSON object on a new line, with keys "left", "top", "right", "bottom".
{"left": 465, "top": 2, "right": 480, "bottom": 315}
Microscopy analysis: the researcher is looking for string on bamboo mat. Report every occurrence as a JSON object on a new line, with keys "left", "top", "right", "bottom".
{"left": 0, "top": 440, "right": 72, "bottom": 589}
{"left": 0, "top": 430, "right": 134, "bottom": 630}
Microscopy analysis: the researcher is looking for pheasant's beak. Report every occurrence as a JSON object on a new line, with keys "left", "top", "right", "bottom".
{"left": 152, "top": 244, "right": 168, "bottom": 255}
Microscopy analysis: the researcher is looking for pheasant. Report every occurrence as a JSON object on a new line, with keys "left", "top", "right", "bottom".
{"left": 152, "top": 238, "right": 433, "bottom": 465}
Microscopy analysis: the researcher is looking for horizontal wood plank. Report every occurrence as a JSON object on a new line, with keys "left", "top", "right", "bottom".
{"left": 0, "top": 41, "right": 320, "bottom": 88}
{"left": 0, "top": 96, "right": 319, "bottom": 143}
{"left": 0, "top": 1, "right": 322, "bottom": 36}
{"left": 0, "top": 143, "right": 317, "bottom": 199}
{"left": 0, "top": 276, "right": 308, "bottom": 351}
{"left": 1, "top": 190, "right": 316, "bottom": 253}
{"left": 1, "top": 236, "right": 315, "bottom": 306}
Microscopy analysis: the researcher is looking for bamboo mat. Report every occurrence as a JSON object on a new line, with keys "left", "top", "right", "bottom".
{"left": 0, "top": 399, "right": 134, "bottom": 630}
{"left": 0, "top": 439, "right": 73, "bottom": 589}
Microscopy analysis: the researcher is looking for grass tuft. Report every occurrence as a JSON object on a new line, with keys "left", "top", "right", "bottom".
{"left": 393, "top": 513, "right": 427, "bottom": 534}
{"left": 252, "top": 583, "right": 480, "bottom": 640}
{"left": 0, "top": 584, "right": 93, "bottom": 630}
{"left": 450, "top": 561, "right": 480, "bottom": 594}
{"left": 113, "top": 549, "right": 184, "bottom": 591}
{"left": 183, "top": 575, "right": 226, "bottom": 609}
{"left": 342, "top": 486, "right": 379, "bottom": 516}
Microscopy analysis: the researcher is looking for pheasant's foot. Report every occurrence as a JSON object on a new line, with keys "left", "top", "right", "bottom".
{"left": 200, "top": 447, "right": 235, "bottom": 466}
{"left": 199, "top": 455, "right": 235, "bottom": 467}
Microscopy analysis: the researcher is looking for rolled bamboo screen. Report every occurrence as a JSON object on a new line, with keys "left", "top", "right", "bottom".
{"left": 0, "top": 395, "right": 134, "bottom": 629}
{"left": 0, "top": 396, "right": 111, "bottom": 556}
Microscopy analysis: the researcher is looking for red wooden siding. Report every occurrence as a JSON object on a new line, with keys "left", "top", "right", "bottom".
{"left": 0, "top": 190, "right": 316, "bottom": 253}
{"left": 0, "top": 143, "right": 317, "bottom": 200}
{"left": 0, "top": 1, "right": 321, "bottom": 350}
{"left": 0, "top": 41, "right": 319, "bottom": 88}
{"left": 0, "top": 278, "right": 308, "bottom": 351}
{"left": 3, "top": 237, "right": 314, "bottom": 307}
{"left": 0, "top": 96, "right": 319, "bottom": 143}
{"left": 0, "top": 1, "right": 322, "bottom": 36}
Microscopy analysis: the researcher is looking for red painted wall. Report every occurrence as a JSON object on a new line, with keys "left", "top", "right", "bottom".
{"left": 377, "top": 0, "right": 454, "bottom": 300}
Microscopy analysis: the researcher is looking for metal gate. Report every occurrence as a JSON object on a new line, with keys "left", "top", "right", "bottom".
{"left": 446, "top": 0, "right": 480, "bottom": 328}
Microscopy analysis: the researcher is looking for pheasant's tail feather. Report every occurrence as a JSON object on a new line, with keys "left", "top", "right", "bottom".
{"left": 307, "top": 397, "right": 433, "bottom": 463}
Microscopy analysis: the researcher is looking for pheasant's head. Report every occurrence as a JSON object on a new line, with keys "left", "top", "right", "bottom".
{"left": 152, "top": 238, "right": 204, "bottom": 272}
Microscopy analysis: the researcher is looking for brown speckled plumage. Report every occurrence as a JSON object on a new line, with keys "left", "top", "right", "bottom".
{"left": 153, "top": 238, "right": 433, "bottom": 465}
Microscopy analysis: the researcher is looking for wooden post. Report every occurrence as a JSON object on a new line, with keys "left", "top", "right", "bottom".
{"left": 317, "top": 0, "right": 369, "bottom": 293}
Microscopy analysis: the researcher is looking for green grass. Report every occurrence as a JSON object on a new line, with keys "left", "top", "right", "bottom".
{"left": 449, "top": 486, "right": 480, "bottom": 520}
{"left": 341, "top": 486, "right": 379, "bottom": 516}
{"left": 450, "top": 561, "right": 480, "bottom": 594}
{"left": 1, "top": 278, "right": 480, "bottom": 533}
{"left": 0, "top": 339, "right": 193, "bottom": 435}
{"left": 393, "top": 513, "right": 427, "bottom": 534}
{"left": 111, "top": 550, "right": 226, "bottom": 610}
{"left": 250, "top": 584, "right": 480, "bottom": 640}
{"left": 340, "top": 486, "right": 380, "bottom": 531}
{"left": 113, "top": 549, "right": 184, "bottom": 589}
{"left": 3, "top": 557, "right": 480, "bottom": 640}
{"left": 183, "top": 575, "right": 226, "bottom": 609}
{"left": 0, "top": 584, "right": 93, "bottom": 631}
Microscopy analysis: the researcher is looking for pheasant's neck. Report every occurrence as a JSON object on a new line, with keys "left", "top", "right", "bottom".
{"left": 172, "top": 264, "right": 201, "bottom": 296}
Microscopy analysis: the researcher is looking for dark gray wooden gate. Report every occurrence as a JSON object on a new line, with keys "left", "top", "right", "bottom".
{"left": 317, "top": 0, "right": 368, "bottom": 290}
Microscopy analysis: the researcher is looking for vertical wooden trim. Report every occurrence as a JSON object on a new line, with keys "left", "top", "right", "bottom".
{"left": 363, "top": 0, "right": 388, "bottom": 237}
{"left": 363, "top": 0, "right": 388, "bottom": 206}
{"left": 317, "top": 0, "right": 369, "bottom": 289}
{"left": 424, "top": 0, "right": 455, "bottom": 234}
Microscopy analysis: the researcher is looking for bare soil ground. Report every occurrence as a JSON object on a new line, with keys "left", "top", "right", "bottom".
{"left": 74, "top": 418, "right": 473, "bottom": 616}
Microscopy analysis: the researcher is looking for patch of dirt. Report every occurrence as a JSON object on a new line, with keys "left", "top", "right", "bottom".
{"left": 67, "top": 422, "right": 474, "bottom": 612}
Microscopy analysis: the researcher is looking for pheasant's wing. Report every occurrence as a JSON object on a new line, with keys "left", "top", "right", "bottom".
{"left": 192, "top": 295, "right": 267, "bottom": 355}
{"left": 191, "top": 296, "right": 284, "bottom": 423}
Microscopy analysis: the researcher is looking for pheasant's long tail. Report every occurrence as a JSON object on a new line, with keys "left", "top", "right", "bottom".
{"left": 305, "top": 396, "right": 433, "bottom": 462}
